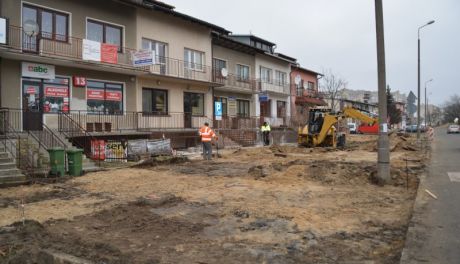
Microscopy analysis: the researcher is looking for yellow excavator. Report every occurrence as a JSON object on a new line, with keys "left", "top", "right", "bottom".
{"left": 298, "top": 107, "right": 377, "bottom": 148}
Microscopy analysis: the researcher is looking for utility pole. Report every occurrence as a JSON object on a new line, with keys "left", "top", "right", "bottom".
{"left": 374, "top": 0, "right": 390, "bottom": 184}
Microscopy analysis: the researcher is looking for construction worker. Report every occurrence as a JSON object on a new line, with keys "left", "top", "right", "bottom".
{"left": 261, "top": 122, "right": 271, "bottom": 146}
{"left": 199, "top": 122, "right": 216, "bottom": 160}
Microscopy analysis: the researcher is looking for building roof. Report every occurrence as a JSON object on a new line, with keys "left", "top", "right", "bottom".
{"left": 230, "top": 34, "right": 276, "bottom": 46}
{"left": 118, "top": 0, "right": 230, "bottom": 34}
{"left": 212, "top": 33, "right": 260, "bottom": 55}
{"left": 275, "top": 53, "right": 297, "bottom": 63}
{"left": 291, "top": 65, "right": 323, "bottom": 76}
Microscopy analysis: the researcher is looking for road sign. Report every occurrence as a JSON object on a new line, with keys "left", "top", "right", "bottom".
{"left": 215, "top": 101, "right": 222, "bottom": 121}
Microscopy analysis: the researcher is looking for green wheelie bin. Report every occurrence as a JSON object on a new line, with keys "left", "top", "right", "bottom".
{"left": 48, "top": 148, "right": 66, "bottom": 177}
{"left": 67, "top": 149, "right": 84, "bottom": 176}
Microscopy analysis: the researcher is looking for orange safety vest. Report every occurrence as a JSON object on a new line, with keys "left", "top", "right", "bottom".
{"left": 199, "top": 126, "right": 215, "bottom": 142}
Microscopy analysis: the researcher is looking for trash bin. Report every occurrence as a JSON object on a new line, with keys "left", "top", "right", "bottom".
{"left": 67, "top": 149, "right": 84, "bottom": 176}
{"left": 48, "top": 148, "right": 65, "bottom": 177}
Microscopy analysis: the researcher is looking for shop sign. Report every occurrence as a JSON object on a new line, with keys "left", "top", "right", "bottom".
{"left": 73, "top": 76, "right": 87, "bottom": 87}
{"left": 26, "top": 86, "right": 37, "bottom": 94}
{"left": 101, "top": 43, "right": 118, "bottom": 64}
{"left": 105, "top": 91, "right": 122, "bottom": 101}
{"left": 22, "top": 62, "right": 55, "bottom": 79}
{"left": 44, "top": 86, "right": 68, "bottom": 97}
{"left": 105, "top": 140, "right": 127, "bottom": 161}
{"left": 87, "top": 89, "right": 105, "bottom": 100}
{"left": 132, "top": 50, "right": 155, "bottom": 67}
{"left": 259, "top": 92, "right": 269, "bottom": 102}
{"left": 82, "top": 39, "right": 101, "bottom": 62}
{"left": 215, "top": 101, "right": 222, "bottom": 121}
{"left": 91, "top": 140, "right": 105, "bottom": 160}
{"left": 0, "top": 17, "right": 7, "bottom": 45}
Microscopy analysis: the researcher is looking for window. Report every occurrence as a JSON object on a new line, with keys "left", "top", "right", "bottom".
{"left": 142, "top": 88, "right": 168, "bottom": 115}
{"left": 260, "top": 100, "right": 271, "bottom": 117}
{"left": 43, "top": 77, "right": 70, "bottom": 113}
{"left": 184, "top": 48, "right": 204, "bottom": 71}
{"left": 275, "top": 71, "right": 287, "bottom": 86}
{"left": 142, "top": 38, "right": 167, "bottom": 59}
{"left": 87, "top": 81, "right": 123, "bottom": 114}
{"left": 277, "top": 101, "right": 287, "bottom": 118}
{"left": 260, "top": 66, "right": 272, "bottom": 83}
{"left": 236, "top": 64, "right": 250, "bottom": 82}
{"left": 184, "top": 93, "right": 204, "bottom": 116}
{"left": 214, "top": 97, "right": 228, "bottom": 116}
{"left": 87, "top": 19, "right": 123, "bottom": 52}
{"left": 213, "top": 58, "right": 227, "bottom": 78}
{"left": 307, "top": 81, "right": 315, "bottom": 91}
{"left": 237, "top": 100, "right": 250, "bottom": 118}
{"left": 23, "top": 4, "right": 69, "bottom": 42}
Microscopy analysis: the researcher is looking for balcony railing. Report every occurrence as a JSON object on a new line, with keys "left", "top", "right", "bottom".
{"left": 214, "top": 74, "right": 257, "bottom": 92}
{"left": 257, "top": 79, "right": 290, "bottom": 95}
{"left": 2, "top": 25, "right": 223, "bottom": 84}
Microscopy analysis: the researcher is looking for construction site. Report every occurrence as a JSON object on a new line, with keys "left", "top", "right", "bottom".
{"left": 0, "top": 133, "right": 428, "bottom": 264}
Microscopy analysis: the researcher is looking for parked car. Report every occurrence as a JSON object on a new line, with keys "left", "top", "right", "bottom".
{"left": 406, "top": 124, "right": 423, "bottom": 133}
{"left": 447, "top": 124, "right": 460, "bottom": 134}
{"left": 348, "top": 123, "right": 357, "bottom": 134}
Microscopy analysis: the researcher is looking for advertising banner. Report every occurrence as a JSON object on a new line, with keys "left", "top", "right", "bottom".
{"left": 105, "top": 140, "right": 127, "bottom": 161}
{"left": 101, "top": 43, "right": 118, "bottom": 64}
{"left": 91, "top": 140, "right": 106, "bottom": 160}
{"left": 132, "top": 50, "right": 155, "bottom": 67}
{"left": 0, "top": 17, "right": 7, "bottom": 45}
{"left": 105, "top": 91, "right": 122, "bottom": 101}
{"left": 82, "top": 39, "right": 101, "bottom": 62}
{"left": 44, "top": 86, "right": 68, "bottom": 97}
{"left": 87, "top": 89, "right": 105, "bottom": 100}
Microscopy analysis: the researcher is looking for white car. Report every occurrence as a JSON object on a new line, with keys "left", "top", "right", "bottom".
{"left": 447, "top": 124, "right": 460, "bottom": 134}
{"left": 348, "top": 123, "right": 357, "bottom": 134}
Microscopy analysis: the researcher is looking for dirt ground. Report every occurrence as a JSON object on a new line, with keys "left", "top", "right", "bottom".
{"left": 0, "top": 133, "right": 427, "bottom": 264}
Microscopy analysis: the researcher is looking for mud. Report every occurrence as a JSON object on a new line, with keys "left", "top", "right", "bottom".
{"left": 0, "top": 134, "right": 426, "bottom": 263}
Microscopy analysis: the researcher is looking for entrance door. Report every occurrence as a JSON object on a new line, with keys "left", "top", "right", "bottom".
{"left": 22, "top": 81, "right": 43, "bottom": 131}
{"left": 183, "top": 93, "right": 192, "bottom": 129}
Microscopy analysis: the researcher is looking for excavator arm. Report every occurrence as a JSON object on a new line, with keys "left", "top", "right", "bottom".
{"left": 342, "top": 107, "right": 376, "bottom": 125}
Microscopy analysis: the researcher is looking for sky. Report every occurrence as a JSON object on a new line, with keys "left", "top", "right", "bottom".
{"left": 167, "top": 0, "right": 459, "bottom": 105}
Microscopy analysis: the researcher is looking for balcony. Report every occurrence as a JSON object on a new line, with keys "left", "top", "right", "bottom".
{"left": 257, "top": 79, "right": 290, "bottom": 95}
{"left": 1, "top": 25, "right": 223, "bottom": 85}
{"left": 213, "top": 74, "right": 257, "bottom": 93}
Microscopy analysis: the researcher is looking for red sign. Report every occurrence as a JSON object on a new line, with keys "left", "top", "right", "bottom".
{"left": 87, "top": 89, "right": 105, "bottom": 100}
{"left": 91, "top": 140, "right": 106, "bottom": 160}
{"left": 105, "top": 91, "right": 122, "bottom": 101}
{"left": 101, "top": 43, "right": 118, "bottom": 64}
{"left": 26, "top": 86, "right": 37, "bottom": 94}
{"left": 45, "top": 86, "right": 69, "bottom": 97}
{"left": 73, "top": 76, "right": 87, "bottom": 87}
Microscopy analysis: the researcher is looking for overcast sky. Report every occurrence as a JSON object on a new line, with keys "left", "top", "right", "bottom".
{"left": 168, "top": 0, "right": 459, "bottom": 105}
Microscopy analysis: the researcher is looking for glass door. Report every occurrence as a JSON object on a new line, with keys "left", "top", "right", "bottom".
{"left": 183, "top": 93, "right": 192, "bottom": 128}
{"left": 22, "top": 81, "right": 43, "bottom": 131}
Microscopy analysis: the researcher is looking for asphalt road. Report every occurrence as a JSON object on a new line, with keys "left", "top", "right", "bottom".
{"left": 401, "top": 127, "right": 460, "bottom": 263}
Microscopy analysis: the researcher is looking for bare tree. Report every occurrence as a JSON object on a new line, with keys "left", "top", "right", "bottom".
{"left": 320, "top": 69, "right": 347, "bottom": 111}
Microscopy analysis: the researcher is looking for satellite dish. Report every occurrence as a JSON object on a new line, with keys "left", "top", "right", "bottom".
{"left": 220, "top": 68, "right": 228, "bottom": 77}
{"left": 294, "top": 74, "right": 301, "bottom": 85}
{"left": 23, "top": 20, "right": 39, "bottom": 37}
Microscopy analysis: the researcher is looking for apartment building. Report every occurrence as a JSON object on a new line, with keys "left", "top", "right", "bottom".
{"left": 229, "top": 35, "right": 295, "bottom": 127}
{"left": 290, "top": 65, "right": 324, "bottom": 125}
{"left": 0, "top": 0, "right": 228, "bottom": 137}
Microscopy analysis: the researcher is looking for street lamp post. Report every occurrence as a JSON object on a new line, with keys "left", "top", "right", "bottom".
{"left": 417, "top": 20, "right": 435, "bottom": 140}
{"left": 425, "top": 79, "right": 433, "bottom": 128}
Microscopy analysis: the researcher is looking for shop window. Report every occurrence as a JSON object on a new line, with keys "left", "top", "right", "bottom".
{"left": 87, "top": 19, "right": 123, "bottom": 52}
{"left": 237, "top": 99, "right": 250, "bottom": 118}
{"left": 184, "top": 92, "right": 204, "bottom": 116}
{"left": 142, "top": 88, "right": 168, "bottom": 115}
{"left": 23, "top": 4, "right": 69, "bottom": 42}
{"left": 277, "top": 101, "right": 287, "bottom": 118}
{"left": 214, "top": 97, "right": 228, "bottom": 116}
{"left": 87, "top": 80, "right": 123, "bottom": 114}
{"left": 43, "top": 77, "right": 70, "bottom": 113}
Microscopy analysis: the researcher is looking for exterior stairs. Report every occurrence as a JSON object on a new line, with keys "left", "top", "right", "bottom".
{"left": 0, "top": 145, "right": 27, "bottom": 187}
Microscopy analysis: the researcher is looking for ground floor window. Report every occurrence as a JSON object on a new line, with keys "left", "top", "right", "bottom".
{"left": 87, "top": 80, "right": 123, "bottom": 114}
{"left": 142, "top": 88, "right": 168, "bottom": 115}
{"left": 237, "top": 99, "right": 250, "bottom": 118}
{"left": 277, "top": 100, "right": 287, "bottom": 118}
{"left": 184, "top": 92, "right": 204, "bottom": 116}
{"left": 214, "top": 97, "right": 228, "bottom": 116}
{"left": 22, "top": 76, "right": 70, "bottom": 113}
{"left": 260, "top": 100, "right": 271, "bottom": 117}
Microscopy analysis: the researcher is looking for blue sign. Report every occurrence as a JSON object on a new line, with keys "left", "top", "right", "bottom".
{"left": 215, "top": 101, "right": 222, "bottom": 120}
{"left": 259, "top": 95, "right": 269, "bottom": 102}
